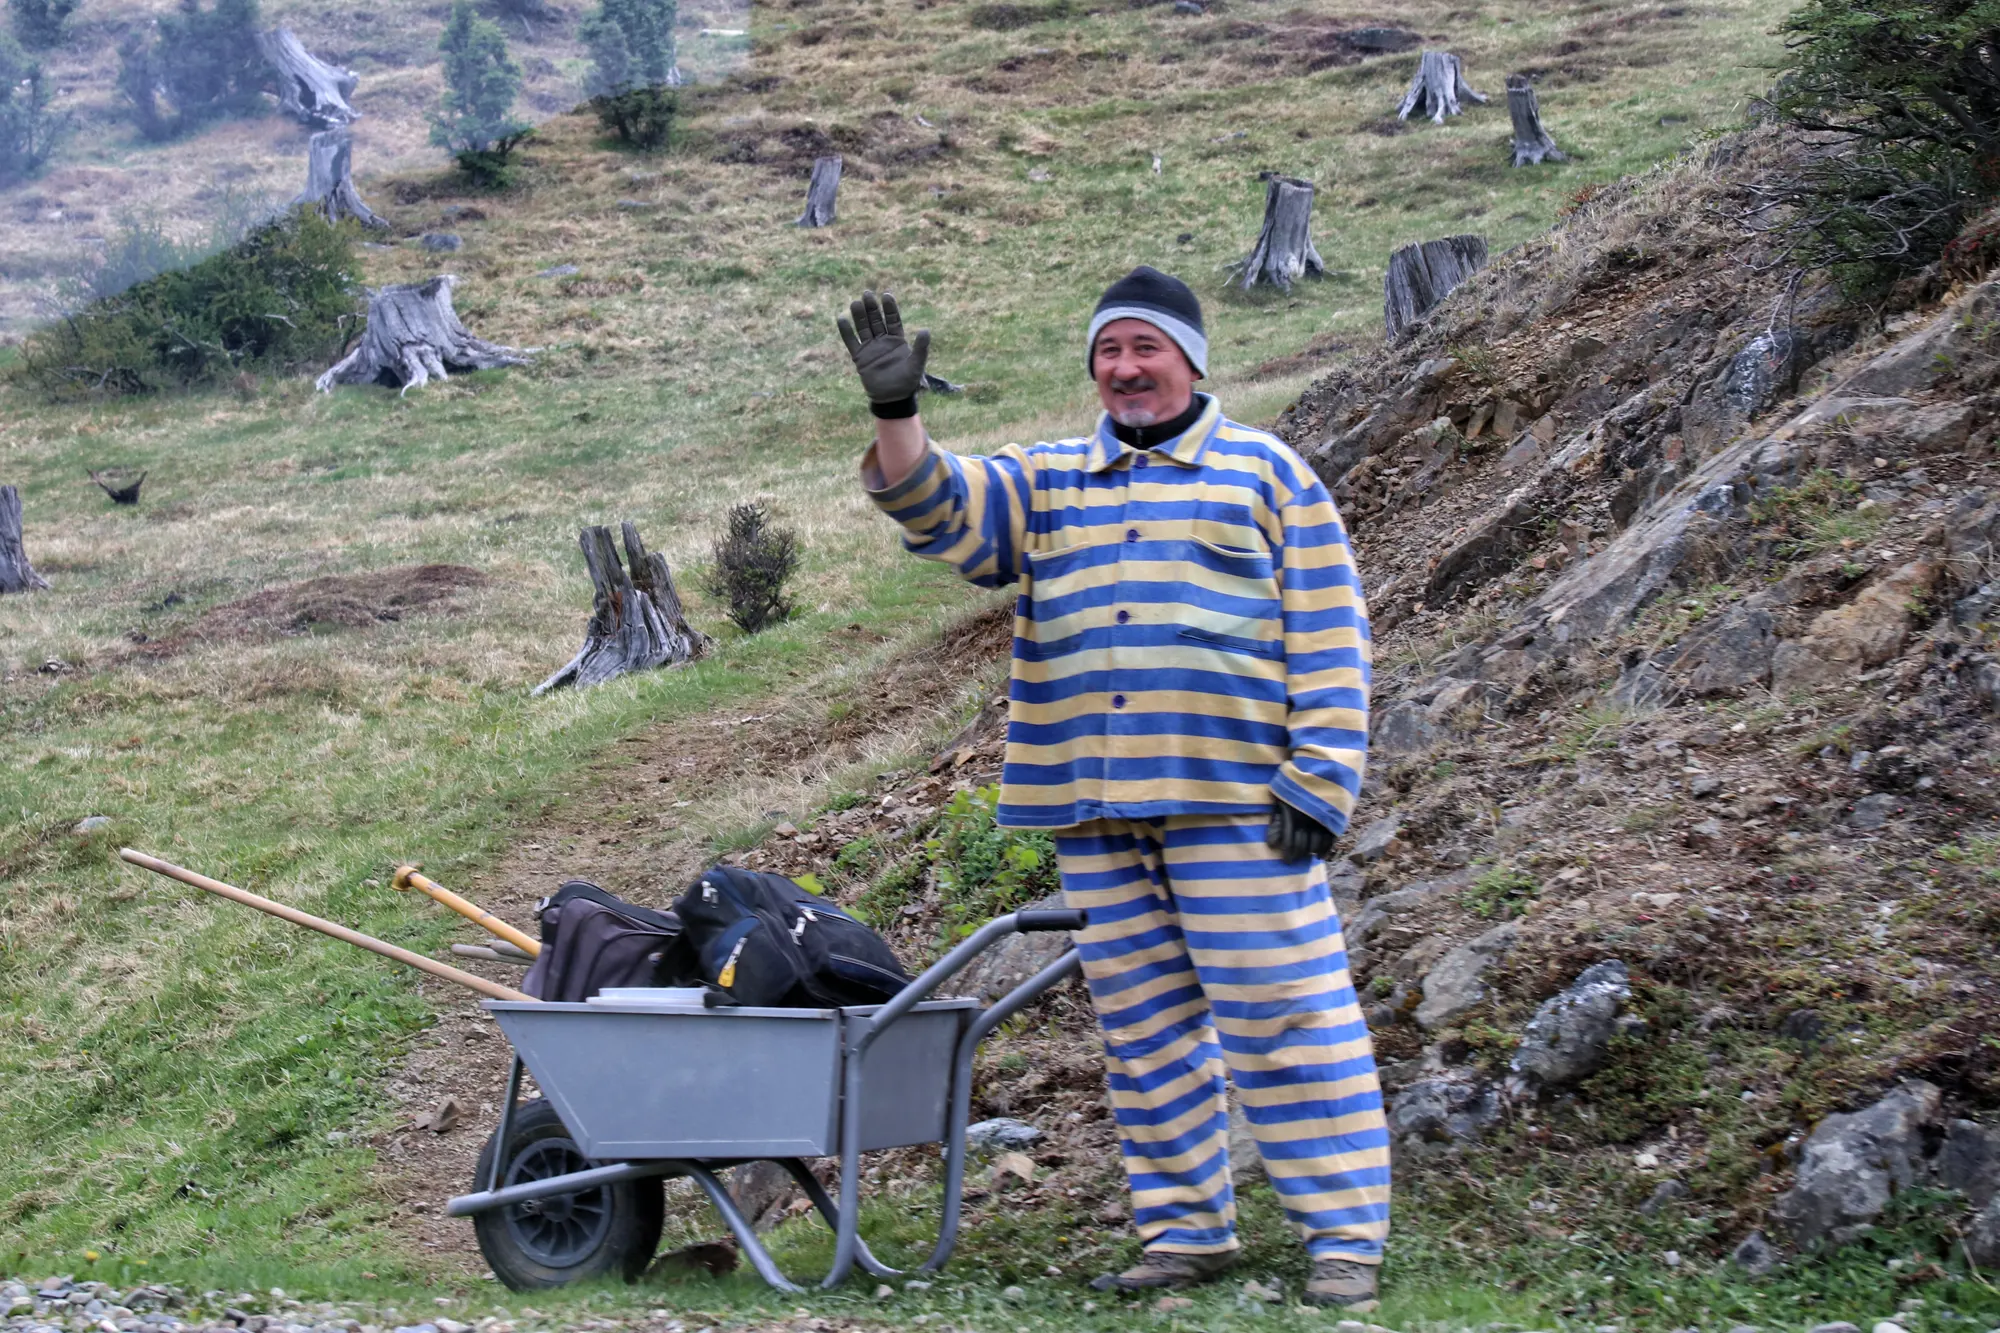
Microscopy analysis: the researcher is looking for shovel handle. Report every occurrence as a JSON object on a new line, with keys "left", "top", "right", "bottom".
{"left": 393, "top": 865, "right": 542, "bottom": 958}
{"left": 121, "top": 849, "right": 533, "bottom": 1003}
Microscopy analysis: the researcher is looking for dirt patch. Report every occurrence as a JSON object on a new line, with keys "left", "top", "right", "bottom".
{"left": 130, "top": 565, "right": 487, "bottom": 658}
{"left": 373, "top": 604, "right": 1011, "bottom": 1272}
{"left": 703, "top": 112, "right": 955, "bottom": 180}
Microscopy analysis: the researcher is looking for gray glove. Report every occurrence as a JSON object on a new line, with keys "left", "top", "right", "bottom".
{"left": 1267, "top": 796, "right": 1337, "bottom": 863}
{"left": 836, "top": 290, "right": 930, "bottom": 417}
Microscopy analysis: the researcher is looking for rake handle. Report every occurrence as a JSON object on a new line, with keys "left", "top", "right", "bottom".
{"left": 393, "top": 865, "right": 542, "bottom": 958}
{"left": 120, "top": 849, "right": 533, "bottom": 1003}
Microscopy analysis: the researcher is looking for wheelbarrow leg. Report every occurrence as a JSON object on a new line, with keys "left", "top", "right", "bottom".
{"left": 487, "top": 1056, "right": 525, "bottom": 1195}
{"left": 776, "top": 1159, "right": 899, "bottom": 1278}
{"left": 923, "top": 948, "right": 1082, "bottom": 1273}
{"left": 681, "top": 1163, "right": 805, "bottom": 1294}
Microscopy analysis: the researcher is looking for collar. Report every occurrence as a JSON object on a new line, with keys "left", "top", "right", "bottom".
{"left": 1085, "top": 394, "right": 1222, "bottom": 473}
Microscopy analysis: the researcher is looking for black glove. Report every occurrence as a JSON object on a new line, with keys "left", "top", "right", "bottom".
{"left": 836, "top": 290, "right": 931, "bottom": 420}
{"left": 1267, "top": 796, "right": 1337, "bottom": 863}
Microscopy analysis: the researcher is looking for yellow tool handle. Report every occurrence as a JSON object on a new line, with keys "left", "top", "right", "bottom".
{"left": 392, "top": 865, "right": 542, "bottom": 958}
{"left": 121, "top": 849, "right": 534, "bottom": 1003}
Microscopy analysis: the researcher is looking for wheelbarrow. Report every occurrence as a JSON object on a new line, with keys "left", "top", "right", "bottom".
{"left": 445, "top": 906, "right": 1088, "bottom": 1292}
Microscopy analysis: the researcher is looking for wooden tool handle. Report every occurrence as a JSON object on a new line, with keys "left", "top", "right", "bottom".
{"left": 120, "top": 849, "right": 534, "bottom": 1003}
{"left": 393, "top": 865, "right": 543, "bottom": 958}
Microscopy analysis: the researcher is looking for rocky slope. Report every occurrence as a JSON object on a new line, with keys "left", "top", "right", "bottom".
{"left": 726, "top": 122, "right": 2000, "bottom": 1308}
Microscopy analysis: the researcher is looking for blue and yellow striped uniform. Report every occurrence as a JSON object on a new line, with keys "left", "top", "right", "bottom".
{"left": 865, "top": 394, "right": 1389, "bottom": 1263}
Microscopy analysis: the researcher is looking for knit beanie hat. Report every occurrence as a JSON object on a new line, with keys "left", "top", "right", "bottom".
{"left": 1086, "top": 266, "right": 1207, "bottom": 379}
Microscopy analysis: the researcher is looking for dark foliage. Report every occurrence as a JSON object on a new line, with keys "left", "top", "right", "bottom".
{"left": 1756, "top": 0, "right": 2000, "bottom": 289}
{"left": 7, "top": 0, "right": 79, "bottom": 48}
{"left": 581, "top": 0, "right": 677, "bottom": 147}
{"left": 0, "top": 30, "right": 60, "bottom": 185}
{"left": 432, "top": 0, "right": 530, "bottom": 185}
{"left": 708, "top": 501, "right": 799, "bottom": 634}
{"left": 14, "top": 208, "right": 360, "bottom": 399}
{"left": 116, "top": 0, "right": 264, "bottom": 142}
{"left": 589, "top": 86, "right": 675, "bottom": 148}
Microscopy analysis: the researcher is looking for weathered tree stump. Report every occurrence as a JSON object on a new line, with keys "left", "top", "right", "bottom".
{"left": 1383, "top": 234, "right": 1488, "bottom": 340}
{"left": 257, "top": 28, "right": 359, "bottom": 128}
{"left": 1506, "top": 74, "right": 1565, "bottom": 166}
{"left": 1396, "top": 50, "right": 1487, "bottom": 124}
{"left": 1232, "top": 174, "right": 1325, "bottom": 292}
{"left": 293, "top": 129, "right": 387, "bottom": 230}
{"left": 535, "top": 522, "right": 710, "bottom": 694}
{"left": 88, "top": 468, "right": 146, "bottom": 505}
{"left": 315, "top": 276, "right": 534, "bottom": 395}
{"left": 0, "top": 486, "right": 49, "bottom": 594}
{"left": 796, "top": 155, "right": 841, "bottom": 227}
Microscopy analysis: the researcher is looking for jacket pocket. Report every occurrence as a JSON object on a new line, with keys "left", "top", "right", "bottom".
{"left": 1177, "top": 625, "right": 1284, "bottom": 659}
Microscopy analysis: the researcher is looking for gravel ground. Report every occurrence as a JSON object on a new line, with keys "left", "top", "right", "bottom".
{"left": 0, "top": 1279, "right": 871, "bottom": 1333}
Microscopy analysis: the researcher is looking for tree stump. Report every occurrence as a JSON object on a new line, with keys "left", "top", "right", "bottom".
{"left": 294, "top": 129, "right": 388, "bottom": 230}
{"left": 1506, "top": 75, "right": 1565, "bottom": 166}
{"left": 1232, "top": 174, "right": 1325, "bottom": 292}
{"left": 257, "top": 28, "right": 359, "bottom": 128}
{"left": 535, "top": 522, "right": 710, "bottom": 695}
{"left": 315, "top": 276, "right": 534, "bottom": 395}
{"left": 796, "top": 155, "right": 841, "bottom": 227}
{"left": 1383, "top": 234, "right": 1488, "bottom": 340}
{"left": 1396, "top": 50, "right": 1487, "bottom": 124}
{"left": 0, "top": 486, "right": 49, "bottom": 594}
{"left": 89, "top": 468, "right": 146, "bottom": 505}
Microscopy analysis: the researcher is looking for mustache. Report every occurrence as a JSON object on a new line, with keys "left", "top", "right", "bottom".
{"left": 1110, "top": 375, "right": 1157, "bottom": 393}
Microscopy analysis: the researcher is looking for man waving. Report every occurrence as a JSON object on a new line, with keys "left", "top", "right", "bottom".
{"left": 840, "top": 268, "right": 1390, "bottom": 1308}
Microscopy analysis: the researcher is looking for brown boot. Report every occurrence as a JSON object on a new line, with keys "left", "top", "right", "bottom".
{"left": 1302, "top": 1256, "right": 1380, "bottom": 1310}
{"left": 1088, "top": 1249, "right": 1241, "bottom": 1292}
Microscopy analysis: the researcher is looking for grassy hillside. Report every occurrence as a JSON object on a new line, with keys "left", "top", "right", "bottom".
{"left": 0, "top": 0, "right": 1789, "bottom": 1295}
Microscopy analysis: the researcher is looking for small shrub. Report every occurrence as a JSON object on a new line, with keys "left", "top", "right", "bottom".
{"left": 6, "top": 0, "right": 78, "bottom": 48}
{"left": 14, "top": 208, "right": 360, "bottom": 399}
{"left": 708, "top": 501, "right": 799, "bottom": 634}
{"left": 0, "top": 30, "right": 59, "bottom": 186}
{"left": 924, "top": 784, "right": 1059, "bottom": 940}
{"left": 431, "top": 0, "right": 531, "bottom": 186}
{"left": 589, "top": 87, "right": 676, "bottom": 149}
{"left": 117, "top": 0, "right": 264, "bottom": 142}
{"left": 1749, "top": 469, "right": 1881, "bottom": 558}
{"left": 1759, "top": 0, "right": 2000, "bottom": 290}
{"left": 1461, "top": 866, "right": 1539, "bottom": 919}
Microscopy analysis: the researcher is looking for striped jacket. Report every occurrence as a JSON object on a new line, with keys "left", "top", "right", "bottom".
{"left": 865, "top": 395, "right": 1370, "bottom": 833}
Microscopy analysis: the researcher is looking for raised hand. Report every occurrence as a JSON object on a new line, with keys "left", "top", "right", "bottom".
{"left": 836, "top": 290, "right": 931, "bottom": 408}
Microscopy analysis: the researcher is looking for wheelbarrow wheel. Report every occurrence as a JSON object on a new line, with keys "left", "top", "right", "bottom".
{"left": 471, "top": 1098, "right": 663, "bottom": 1290}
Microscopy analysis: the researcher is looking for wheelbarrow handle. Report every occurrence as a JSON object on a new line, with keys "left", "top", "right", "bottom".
{"left": 1016, "top": 908, "right": 1087, "bottom": 932}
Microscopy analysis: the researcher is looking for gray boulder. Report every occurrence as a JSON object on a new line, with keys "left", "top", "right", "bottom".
{"left": 1387, "top": 1076, "right": 1500, "bottom": 1147}
{"left": 952, "top": 892, "right": 1072, "bottom": 1003}
{"left": 966, "top": 1118, "right": 1044, "bottom": 1155}
{"left": 1508, "top": 960, "right": 1632, "bottom": 1090}
{"left": 1731, "top": 1228, "right": 1778, "bottom": 1276}
{"left": 1348, "top": 814, "right": 1403, "bottom": 864}
{"left": 1966, "top": 1194, "right": 2000, "bottom": 1267}
{"left": 1770, "top": 1080, "right": 1942, "bottom": 1247}
{"left": 1415, "top": 921, "right": 1519, "bottom": 1029}
{"left": 420, "top": 232, "right": 463, "bottom": 252}
{"left": 1936, "top": 1118, "right": 2000, "bottom": 1207}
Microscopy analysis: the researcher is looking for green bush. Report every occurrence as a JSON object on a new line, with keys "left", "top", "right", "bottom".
{"left": 431, "top": 0, "right": 530, "bottom": 186}
{"left": 1763, "top": 0, "right": 2000, "bottom": 289}
{"left": 14, "top": 208, "right": 360, "bottom": 399}
{"left": 0, "top": 30, "right": 59, "bottom": 185}
{"left": 117, "top": 0, "right": 264, "bottom": 142}
{"left": 581, "top": 0, "right": 678, "bottom": 148}
{"left": 925, "top": 785, "right": 1059, "bottom": 940}
{"left": 7, "top": 0, "right": 79, "bottom": 48}
{"left": 708, "top": 500, "right": 799, "bottom": 633}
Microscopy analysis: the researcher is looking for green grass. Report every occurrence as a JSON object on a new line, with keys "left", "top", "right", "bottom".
{"left": 0, "top": 0, "right": 1805, "bottom": 1305}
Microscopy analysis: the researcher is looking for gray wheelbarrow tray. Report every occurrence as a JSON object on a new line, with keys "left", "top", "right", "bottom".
{"left": 446, "top": 906, "right": 1086, "bottom": 1292}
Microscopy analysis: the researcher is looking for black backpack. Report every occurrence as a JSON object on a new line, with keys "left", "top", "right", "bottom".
{"left": 520, "top": 880, "right": 696, "bottom": 1002}
{"left": 672, "top": 865, "right": 911, "bottom": 1008}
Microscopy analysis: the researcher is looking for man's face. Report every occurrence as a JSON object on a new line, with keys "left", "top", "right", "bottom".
{"left": 1093, "top": 318, "right": 1196, "bottom": 428}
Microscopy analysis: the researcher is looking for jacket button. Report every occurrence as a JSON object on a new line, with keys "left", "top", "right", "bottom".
{"left": 1116, "top": 609, "right": 1130, "bottom": 624}
{"left": 1112, "top": 694, "right": 1127, "bottom": 708}
{"left": 1125, "top": 528, "right": 1139, "bottom": 542}
{"left": 1134, "top": 456, "right": 1148, "bottom": 469}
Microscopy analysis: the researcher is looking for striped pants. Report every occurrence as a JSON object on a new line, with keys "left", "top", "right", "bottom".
{"left": 1056, "top": 816, "right": 1391, "bottom": 1262}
